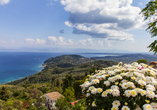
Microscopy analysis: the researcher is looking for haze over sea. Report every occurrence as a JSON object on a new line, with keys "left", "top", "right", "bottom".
{"left": 0, "top": 52, "right": 120, "bottom": 84}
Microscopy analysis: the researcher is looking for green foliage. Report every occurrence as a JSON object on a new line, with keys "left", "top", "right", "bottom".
{"left": 55, "top": 97, "right": 69, "bottom": 110}
{"left": 63, "top": 74, "right": 75, "bottom": 91}
{"left": 37, "top": 106, "right": 47, "bottom": 110}
{"left": 140, "top": 0, "right": 157, "bottom": 55}
{"left": 73, "top": 80, "right": 84, "bottom": 99}
{"left": 136, "top": 59, "right": 148, "bottom": 64}
{"left": 13, "top": 100, "right": 23, "bottom": 110}
{"left": 63, "top": 87, "right": 75, "bottom": 102}
{"left": 0, "top": 86, "right": 12, "bottom": 101}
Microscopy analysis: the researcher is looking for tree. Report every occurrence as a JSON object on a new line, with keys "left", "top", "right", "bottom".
{"left": 55, "top": 97, "right": 69, "bottom": 110}
{"left": 141, "top": 0, "right": 157, "bottom": 55}
{"left": 13, "top": 100, "right": 23, "bottom": 110}
{"left": 73, "top": 80, "right": 84, "bottom": 99}
{"left": 63, "top": 87, "right": 75, "bottom": 102}
{"left": 0, "top": 86, "right": 12, "bottom": 101}
{"left": 136, "top": 59, "right": 148, "bottom": 64}
{"left": 63, "top": 74, "right": 74, "bottom": 91}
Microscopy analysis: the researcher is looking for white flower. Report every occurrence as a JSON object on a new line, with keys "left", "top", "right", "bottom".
{"left": 108, "top": 71, "right": 115, "bottom": 76}
{"left": 131, "top": 90, "right": 137, "bottom": 97}
{"left": 106, "top": 89, "right": 112, "bottom": 94}
{"left": 138, "top": 80, "right": 146, "bottom": 86}
{"left": 111, "top": 106, "right": 118, "bottom": 110}
{"left": 111, "top": 85, "right": 119, "bottom": 90}
{"left": 89, "top": 86, "right": 95, "bottom": 91}
{"left": 91, "top": 79, "right": 100, "bottom": 84}
{"left": 121, "top": 79, "right": 128, "bottom": 83}
{"left": 104, "top": 81, "right": 110, "bottom": 86}
{"left": 112, "top": 89, "right": 120, "bottom": 97}
{"left": 124, "top": 90, "right": 131, "bottom": 97}
{"left": 143, "top": 104, "right": 153, "bottom": 110}
{"left": 112, "top": 100, "right": 120, "bottom": 107}
{"left": 114, "top": 69, "right": 121, "bottom": 73}
{"left": 86, "top": 93, "right": 90, "bottom": 97}
{"left": 146, "top": 85, "right": 155, "bottom": 91}
{"left": 126, "top": 72, "right": 133, "bottom": 77}
{"left": 140, "top": 90, "right": 146, "bottom": 96}
{"left": 121, "top": 83, "right": 128, "bottom": 89}
{"left": 97, "top": 88, "right": 103, "bottom": 93}
{"left": 134, "top": 88, "right": 142, "bottom": 93}
{"left": 127, "top": 81, "right": 134, "bottom": 87}
{"left": 121, "top": 106, "right": 130, "bottom": 110}
{"left": 91, "top": 88, "right": 97, "bottom": 94}
{"left": 92, "top": 101, "right": 96, "bottom": 107}
{"left": 102, "top": 91, "right": 108, "bottom": 97}
{"left": 115, "top": 75, "right": 122, "bottom": 80}
{"left": 146, "top": 91, "right": 155, "bottom": 98}
{"left": 108, "top": 77, "right": 116, "bottom": 82}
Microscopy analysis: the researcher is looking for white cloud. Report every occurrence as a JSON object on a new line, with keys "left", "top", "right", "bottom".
{"left": 25, "top": 38, "right": 35, "bottom": 44}
{"left": 11, "top": 39, "right": 14, "bottom": 43}
{"left": 61, "top": 0, "right": 147, "bottom": 41}
{"left": 25, "top": 38, "right": 46, "bottom": 44}
{"left": 0, "top": 40, "right": 6, "bottom": 43}
{"left": 0, "top": 0, "right": 10, "bottom": 5}
{"left": 78, "top": 38, "right": 94, "bottom": 46}
{"left": 98, "top": 40, "right": 103, "bottom": 46}
{"left": 36, "top": 39, "right": 46, "bottom": 44}
{"left": 47, "top": 36, "right": 74, "bottom": 45}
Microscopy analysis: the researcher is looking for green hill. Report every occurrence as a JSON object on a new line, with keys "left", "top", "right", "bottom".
{"left": 7, "top": 55, "right": 117, "bottom": 85}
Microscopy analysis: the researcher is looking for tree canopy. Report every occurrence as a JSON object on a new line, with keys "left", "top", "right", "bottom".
{"left": 141, "top": 0, "right": 157, "bottom": 55}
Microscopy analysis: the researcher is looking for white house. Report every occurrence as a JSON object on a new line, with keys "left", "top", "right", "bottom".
{"left": 44, "top": 92, "right": 64, "bottom": 110}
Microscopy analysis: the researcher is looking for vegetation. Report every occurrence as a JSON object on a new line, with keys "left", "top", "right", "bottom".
{"left": 140, "top": 0, "right": 157, "bottom": 55}
{"left": 1, "top": 54, "right": 153, "bottom": 109}
{"left": 0, "top": 54, "right": 118, "bottom": 109}
{"left": 136, "top": 59, "right": 148, "bottom": 64}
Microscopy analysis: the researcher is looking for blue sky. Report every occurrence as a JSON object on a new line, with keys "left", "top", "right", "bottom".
{"left": 0, "top": 0, "right": 155, "bottom": 52}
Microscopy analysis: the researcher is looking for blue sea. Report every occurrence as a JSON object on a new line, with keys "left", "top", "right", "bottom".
{"left": 0, "top": 52, "right": 119, "bottom": 84}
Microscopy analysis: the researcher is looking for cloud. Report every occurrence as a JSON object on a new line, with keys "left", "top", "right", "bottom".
{"left": 25, "top": 38, "right": 46, "bottom": 44}
{"left": 11, "top": 39, "right": 14, "bottom": 43}
{"left": 78, "top": 38, "right": 94, "bottom": 46}
{"left": 0, "top": 0, "right": 10, "bottom": 5}
{"left": 47, "top": 36, "right": 74, "bottom": 45}
{"left": 59, "top": 29, "right": 65, "bottom": 33}
{"left": 61, "top": 0, "right": 147, "bottom": 41}
{"left": 0, "top": 40, "right": 6, "bottom": 43}
{"left": 98, "top": 40, "right": 103, "bottom": 46}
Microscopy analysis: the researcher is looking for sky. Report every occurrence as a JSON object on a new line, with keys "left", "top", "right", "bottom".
{"left": 0, "top": 0, "right": 155, "bottom": 53}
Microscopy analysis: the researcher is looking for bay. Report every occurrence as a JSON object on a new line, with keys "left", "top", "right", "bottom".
{"left": 0, "top": 52, "right": 119, "bottom": 84}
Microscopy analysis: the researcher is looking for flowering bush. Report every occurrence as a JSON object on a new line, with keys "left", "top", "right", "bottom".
{"left": 81, "top": 62, "right": 157, "bottom": 110}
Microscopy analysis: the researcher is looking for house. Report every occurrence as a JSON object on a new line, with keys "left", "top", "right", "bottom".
{"left": 149, "top": 61, "right": 157, "bottom": 69}
{"left": 44, "top": 92, "right": 64, "bottom": 110}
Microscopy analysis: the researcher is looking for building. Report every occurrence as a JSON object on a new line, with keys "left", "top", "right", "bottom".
{"left": 149, "top": 61, "right": 157, "bottom": 69}
{"left": 44, "top": 92, "right": 64, "bottom": 110}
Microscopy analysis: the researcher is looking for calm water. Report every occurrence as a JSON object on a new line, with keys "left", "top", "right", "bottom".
{"left": 0, "top": 52, "right": 65, "bottom": 84}
{"left": 0, "top": 52, "right": 119, "bottom": 84}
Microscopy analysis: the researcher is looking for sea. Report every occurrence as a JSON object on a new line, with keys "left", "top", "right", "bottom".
{"left": 0, "top": 52, "right": 119, "bottom": 84}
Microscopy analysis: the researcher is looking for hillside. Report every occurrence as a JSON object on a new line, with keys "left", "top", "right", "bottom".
{"left": 7, "top": 55, "right": 117, "bottom": 85}
{"left": 43, "top": 54, "right": 93, "bottom": 68}
{"left": 91, "top": 53, "right": 157, "bottom": 63}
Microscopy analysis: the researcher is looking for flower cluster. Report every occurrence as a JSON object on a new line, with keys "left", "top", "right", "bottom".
{"left": 81, "top": 62, "right": 157, "bottom": 110}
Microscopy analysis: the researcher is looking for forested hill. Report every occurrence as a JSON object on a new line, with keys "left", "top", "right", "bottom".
{"left": 91, "top": 53, "right": 157, "bottom": 63}
{"left": 7, "top": 55, "right": 117, "bottom": 85}
{"left": 44, "top": 54, "right": 93, "bottom": 68}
